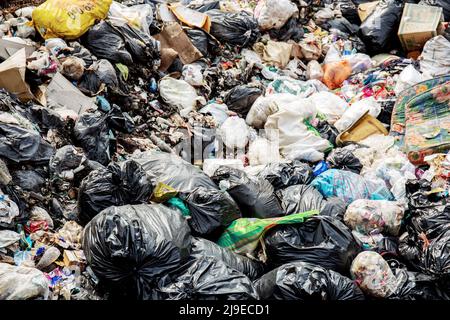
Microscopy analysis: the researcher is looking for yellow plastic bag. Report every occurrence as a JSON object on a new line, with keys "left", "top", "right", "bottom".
{"left": 32, "top": 0, "right": 113, "bottom": 40}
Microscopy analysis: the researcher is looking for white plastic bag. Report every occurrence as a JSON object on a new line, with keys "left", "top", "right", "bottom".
{"left": 159, "top": 77, "right": 205, "bottom": 117}
{"left": 248, "top": 137, "right": 281, "bottom": 166}
{"left": 306, "top": 60, "right": 323, "bottom": 81}
{"left": 0, "top": 263, "right": 50, "bottom": 300}
{"left": 420, "top": 36, "right": 450, "bottom": 79}
{"left": 308, "top": 91, "right": 348, "bottom": 125}
{"left": 394, "top": 64, "right": 424, "bottom": 95}
{"left": 108, "top": 1, "right": 153, "bottom": 34}
{"left": 245, "top": 93, "right": 297, "bottom": 129}
{"left": 0, "top": 194, "right": 19, "bottom": 226}
{"left": 345, "top": 53, "right": 373, "bottom": 74}
{"left": 218, "top": 116, "right": 249, "bottom": 149}
{"left": 265, "top": 103, "right": 331, "bottom": 160}
{"left": 182, "top": 63, "right": 204, "bottom": 87}
{"left": 256, "top": 0, "right": 298, "bottom": 31}
{"left": 334, "top": 97, "right": 381, "bottom": 132}
{"left": 199, "top": 103, "right": 229, "bottom": 126}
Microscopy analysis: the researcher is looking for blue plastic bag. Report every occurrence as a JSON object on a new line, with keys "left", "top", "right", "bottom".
{"left": 311, "top": 169, "right": 394, "bottom": 205}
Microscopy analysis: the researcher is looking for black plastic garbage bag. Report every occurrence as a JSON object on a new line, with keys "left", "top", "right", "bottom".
{"left": 12, "top": 170, "right": 45, "bottom": 192}
{"left": 73, "top": 106, "right": 134, "bottom": 165}
{"left": 254, "top": 261, "right": 364, "bottom": 300}
{"left": 211, "top": 166, "right": 284, "bottom": 219}
{"left": 133, "top": 151, "right": 241, "bottom": 239}
{"left": 326, "top": 18, "right": 359, "bottom": 35}
{"left": 316, "top": 120, "right": 339, "bottom": 146}
{"left": 84, "top": 20, "right": 160, "bottom": 67}
{"left": 224, "top": 85, "right": 262, "bottom": 118}
{"left": 82, "top": 204, "right": 192, "bottom": 300}
{"left": 78, "top": 59, "right": 119, "bottom": 96}
{"left": 359, "top": 0, "right": 404, "bottom": 53}
{"left": 77, "top": 160, "right": 153, "bottom": 224}
{"left": 334, "top": 0, "right": 359, "bottom": 25}
{"left": 268, "top": 17, "right": 304, "bottom": 42}
{"left": 191, "top": 237, "right": 265, "bottom": 280}
{"left": 206, "top": 10, "right": 260, "bottom": 47}
{"left": 264, "top": 215, "right": 361, "bottom": 274}
{"left": 185, "top": 28, "right": 219, "bottom": 57}
{"left": 326, "top": 148, "right": 362, "bottom": 174}
{"left": 0, "top": 120, "right": 55, "bottom": 163}
{"left": 276, "top": 185, "right": 325, "bottom": 215}
{"left": 151, "top": 256, "right": 258, "bottom": 300}
{"left": 187, "top": 0, "right": 220, "bottom": 12}
{"left": 387, "top": 260, "right": 450, "bottom": 300}
{"left": 257, "top": 161, "right": 313, "bottom": 190}
{"left": 49, "top": 145, "right": 85, "bottom": 177}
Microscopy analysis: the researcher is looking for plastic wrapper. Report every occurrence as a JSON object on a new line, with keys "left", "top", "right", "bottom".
{"left": 359, "top": 0, "right": 404, "bottom": 53}
{"left": 0, "top": 263, "right": 50, "bottom": 300}
{"left": 182, "top": 63, "right": 204, "bottom": 87}
{"left": 350, "top": 251, "right": 398, "bottom": 298}
{"left": 32, "top": 0, "right": 112, "bottom": 39}
{"left": 257, "top": 161, "right": 313, "bottom": 190}
{"left": 191, "top": 237, "right": 265, "bottom": 280}
{"left": 326, "top": 148, "right": 362, "bottom": 174}
{"left": 264, "top": 215, "right": 361, "bottom": 273}
{"left": 77, "top": 160, "right": 153, "bottom": 225}
{"left": 151, "top": 256, "right": 258, "bottom": 300}
{"left": 206, "top": 10, "right": 260, "bottom": 47}
{"left": 211, "top": 166, "right": 284, "bottom": 219}
{"left": 224, "top": 85, "right": 262, "bottom": 117}
{"left": 344, "top": 199, "right": 405, "bottom": 236}
{"left": 107, "top": 1, "right": 153, "bottom": 34}
{"left": 255, "top": 0, "right": 298, "bottom": 31}
{"left": 133, "top": 151, "right": 241, "bottom": 239}
{"left": 82, "top": 204, "right": 192, "bottom": 300}
{"left": 255, "top": 262, "right": 364, "bottom": 300}
{"left": 311, "top": 169, "right": 394, "bottom": 205}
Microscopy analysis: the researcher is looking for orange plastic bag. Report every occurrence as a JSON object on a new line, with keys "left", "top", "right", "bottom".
{"left": 322, "top": 60, "right": 352, "bottom": 90}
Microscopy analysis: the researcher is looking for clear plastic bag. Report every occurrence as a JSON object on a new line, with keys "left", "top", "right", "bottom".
{"left": 255, "top": 0, "right": 298, "bottom": 31}
{"left": 394, "top": 65, "right": 424, "bottom": 95}
{"left": 309, "top": 91, "right": 348, "bottom": 125}
{"left": 108, "top": 1, "right": 153, "bottom": 34}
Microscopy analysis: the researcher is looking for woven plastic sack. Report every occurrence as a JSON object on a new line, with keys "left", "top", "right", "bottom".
{"left": 33, "top": 0, "right": 113, "bottom": 40}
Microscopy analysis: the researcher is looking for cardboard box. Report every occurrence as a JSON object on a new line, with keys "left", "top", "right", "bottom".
{"left": 398, "top": 4, "right": 444, "bottom": 52}
{"left": 63, "top": 250, "right": 86, "bottom": 269}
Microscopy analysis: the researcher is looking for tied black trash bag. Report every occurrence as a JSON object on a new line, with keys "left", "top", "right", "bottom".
{"left": 185, "top": 28, "right": 220, "bottom": 57}
{"left": 359, "top": 0, "right": 404, "bottom": 54}
{"left": 82, "top": 204, "right": 192, "bottom": 300}
{"left": 268, "top": 17, "right": 304, "bottom": 42}
{"left": 84, "top": 20, "right": 160, "bottom": 67}
{"left": 257, "top": 161, "right": 313, "bottom": 190}
{"left": 211, "top": 166, "right": 284, "bottom": 219}
{"left": 73, "top": 105, "right": 134, "bottom": 166}
{"left": 12, "top": 170, "right": 45, "bottom": 193}
{"left": 151, "top": 256, "right": 259, "bottom": 300}
{"left": 411, "top": 205, "right": 450, "bottom": 240}
{"left": 326, "top": 148, "right": 362, "bottom": 174}
{"left": 206, "top": 10, "right": 260, "bottom": 47}
{"left": 276, "top": 185, "right": 347, "bottom": 220}
{"left": 254, "top": 261, "right": 364, "bottom": 300}
{"left": 77, "top": 160, "right": 153, "bottom": 225}
{"left": 133, "top": 151, "right": 241, "bottom": 239}
{"left": 325, "top": 18, "right": 359, "bottom": 35}
{"left": 387, "top": 260, "right": 450, "bottom": 300}
{"left": 191, "top": 237, "right": 265, "bottom": 280}
{"left": 224, "top": 85, "right": 262, "bottom": 118}
{"left": 264, "top": 215, "right": 361, "bottom": 274}
{"left": 334, "top": 0, "right": 359, "bottom": 25}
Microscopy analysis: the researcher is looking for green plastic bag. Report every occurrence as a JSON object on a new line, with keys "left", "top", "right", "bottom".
{"left": 217, "top": 210, "right": 319, "bottom": 256}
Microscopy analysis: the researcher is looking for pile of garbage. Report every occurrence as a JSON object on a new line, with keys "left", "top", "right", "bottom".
{"left": 0, "top": 0, "right": 450, "bottom": 300}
